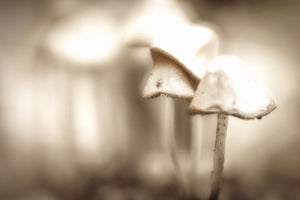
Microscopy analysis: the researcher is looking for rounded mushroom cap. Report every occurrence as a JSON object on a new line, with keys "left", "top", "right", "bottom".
{"left": 143, "top": 48, "right": 198, "bottom": 99}
{"left": 152, "top": 24, "right": 219, "bottom": 80}
{"left": 190, "top": 56, "right": 276, "bottom": 119}
{"left": 123, "top": 0, "right": 189, "bottom": 47}
{"left": 46, "top": 9, "right": 120, "bottom": 65}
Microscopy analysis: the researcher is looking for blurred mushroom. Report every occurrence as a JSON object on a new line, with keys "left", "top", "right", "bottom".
{"left": 39, "top": 5, "right": 125, "bottom": 174}
{"left": 123, "top": 0, "right": 194, "bottom": 73}
{"left": 46, "top": 8, "right": 121, "bottom": 66}
{"left": 143, "top": 25, "right": 218, "bottom": 195}
{"left": 123, "top": 0, "right": 191, "bottom": 47}
{"left": 189, "top": 56, "right": 276, "bottom": 200}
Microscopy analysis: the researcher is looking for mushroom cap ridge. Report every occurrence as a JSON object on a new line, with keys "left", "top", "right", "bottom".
{"left": 143, "top": 48, "right": 199, "bottom": 99}
{"left": 151, "top": 47, "right": 201, "bottom": 82}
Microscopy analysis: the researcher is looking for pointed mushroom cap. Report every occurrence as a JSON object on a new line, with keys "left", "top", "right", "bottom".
{"left": 190, "top": 56, "right": 276, "bottom": 119}
{"left": 143, "top": 48, "right": 198, "bottom": 99}
{"left": 152, "top": 24, "right": 219, "bottom": 81}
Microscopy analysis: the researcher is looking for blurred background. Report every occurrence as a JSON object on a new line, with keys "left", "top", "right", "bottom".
{"left": 0, "top": 0, "right": 299, "bottom": 199}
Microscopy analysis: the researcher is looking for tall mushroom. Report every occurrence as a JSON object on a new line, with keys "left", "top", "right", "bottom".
{"left": 143, "top": 25, "right": 218, "bottom": 194}
{"left": 143, "top": 47, "right": 198, "bottom": 194}
{"left": 189, "top": 56, "right": 276, "bottom": 200}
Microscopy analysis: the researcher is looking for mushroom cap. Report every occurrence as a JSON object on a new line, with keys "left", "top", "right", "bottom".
{"left": 190, "top": 56, "right": 276, "bottom": 119}
{"left": 46, "top": 9, "right": 120, "bottom": 65}
{"left": 143, "top": 48, "right": 198, "bottom": 99}
{"left": 152, "top": 24, "right": 219, "bottom": 80}
{"left": 123, "top": 0, "right": 189, "bottom": 47}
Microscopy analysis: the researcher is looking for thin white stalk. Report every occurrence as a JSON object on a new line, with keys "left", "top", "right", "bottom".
{"left": 72, "top": 72, "right": 101, "bottom": 164}
{"left": 189, "top": 115, "right": 203, "bottom": 196}
{"left": 161, "top": 96, "right": 188, "bottom": 194}
{"left": 209, "top": 113, "right": 229, "bottom": 200}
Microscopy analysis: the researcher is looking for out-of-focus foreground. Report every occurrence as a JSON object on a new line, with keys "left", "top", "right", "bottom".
{"left": 0, "top": 0, "right": 299, "bottom": 199}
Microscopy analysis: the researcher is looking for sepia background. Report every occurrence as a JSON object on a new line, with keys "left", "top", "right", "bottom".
{"left": 0, "top": 0, "right": 299, "bottom": 199}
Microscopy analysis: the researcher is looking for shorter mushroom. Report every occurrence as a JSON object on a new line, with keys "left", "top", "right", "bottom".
{"left": 189, "top": 56, "right": 276, "bottom": 200}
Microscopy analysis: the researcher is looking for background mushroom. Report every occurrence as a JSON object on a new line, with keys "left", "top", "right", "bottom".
{"left": 42, "top": 5, "right": 125, "bottom": 174}
{"left": 189, "top": 56, "right": 276, "bottom": 200}
{"left": 123, "top": 0, "right": 193, "bottom": 47}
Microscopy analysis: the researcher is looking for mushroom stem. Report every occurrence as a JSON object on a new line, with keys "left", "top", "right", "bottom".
{"left": 189, "top": 115, "right": 203, "bottom": 197}
{"left": 162, "top": 96, "right": 188, "bottom": 194}
{"left": 209, "top": 113, "right": 229, "bottom": 200}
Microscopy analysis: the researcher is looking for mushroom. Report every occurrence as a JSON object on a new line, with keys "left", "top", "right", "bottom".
{"left": 123, "top": 0, "right": 190, "bottom": 47}
{"left": 143, "top": 25, "right": 219, "bottom": 195}
{"left": 189, "top": 56, "right": 276, "bottom": 200}
{"left": 46, "top": 8, "right": 121, "bottom": 65}
{"left": 143, "top": 47, "right": 198, "bottom": 194}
